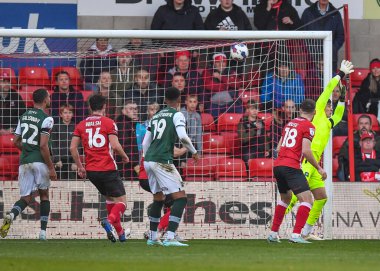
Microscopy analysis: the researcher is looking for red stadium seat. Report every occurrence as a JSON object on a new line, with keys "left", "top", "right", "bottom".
{"left": 350, "top": 68, "right": 369, "bottom": 88}
{"left": 0, "top": 67, "right": 17, "bottom": 86}
{"left": 202, "top": 133, "right": 230, "bottom": 154}
{"left": 215, "top": 157, "right": 247, "bottom": 182}
{"left": 248, "top": 158, "right": 274, "bottom": 181}
{"left": 19, "top": 67, "right": 50, "bottom": 86}
{"left": 360, "top": 172, "right": 379, "bottom": 182}
{"left": 332, "top": 136, "right": 347, "bottom": 157}
{"left": 182, "top": 157, "right": 216, "bottom": 182}
{"left": 353, "top": 114, "right": 380, "bottom": 132}
{"left": 0, "top": 154, "right": 19, "bottom": 180}
{"left": 220, "top": 132, "right": 241, "bottom": 156}
{"left": 217, "top": 113, "right": 243, "bottom": 132}
{"left": 51, "top": 66, "right": 83, "bottom": 90}
{"left": 81, "top": 90, "right": 93, "bottom": 102}
{"left": 201, "top": 113, "right": 216, "bottom": 132}
{"left": 18, "top": 86, "right": 49, "bottom": 107}
{"left": 239, "top": 88, "right": 260, "bottom": 105}
{"left": 0, "top": 133, "right": 19, "bottom": 154}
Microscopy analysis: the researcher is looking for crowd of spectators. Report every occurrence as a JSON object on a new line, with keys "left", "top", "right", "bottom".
{"left": 2, "top": 1, "right": 376, "bottom": 182}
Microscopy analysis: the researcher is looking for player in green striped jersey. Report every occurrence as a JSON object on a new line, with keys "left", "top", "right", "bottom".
{"left": 142, "top": 87, "right": 199, "bottom": 247}
{"left": 0, "top": 89, "right": 57, "bottom": 240}
{"left": 286, "top": 60, "right": 354, "bottom": 240}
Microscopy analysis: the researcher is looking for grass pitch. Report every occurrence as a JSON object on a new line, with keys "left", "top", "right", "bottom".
{"left": 0, "top": 239, "right": 378, "bottom": 271}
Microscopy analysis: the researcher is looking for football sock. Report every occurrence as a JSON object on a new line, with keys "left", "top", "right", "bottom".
{"left": 10, "top": 199, "right": 28, "bottom": 219}
{"left": 306, "top": 198, "right": 327, "bottom": 228}
{"left": 40, "top": 200, "right": 50, "bottom": 231}
{"left": 106, "top": 201, "right": 115, "bottom": 215}
{"left": 293, "top": 202, "right": 312, "bottom": 234}
{"left": 167, "top": 197, "right": 187, "bottom": 235}
{"left": 271, "top": 201, "right": 288, "bottom": 232}
{"left": 158, "top": 208, "right": 170, "bottom": 231}
{"left": 285, "top": 193, "right": 298, "bottom": 214}
{"left": 149, "top": 200, "right": 164, "bottom": 233}
{"left": 108, "top": 202, "right": 126, "bottom": 224}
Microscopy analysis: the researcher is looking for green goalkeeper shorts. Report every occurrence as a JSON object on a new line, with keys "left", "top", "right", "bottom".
{"left": 302, "top": 159, "right": 325, "bottom": 191}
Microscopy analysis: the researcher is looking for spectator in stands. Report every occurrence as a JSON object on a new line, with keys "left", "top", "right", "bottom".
{"left": 165, "top": 51, "right": 206, "bottom": 111}
{"left": 123, "top": 35, "right": 159, "bottom": 81}
{"left": 272, "top": 99, "right": 296, "bottom": 146}
{"left": 151, "top": 0, "right": 204, "bottom": 30}
{"left": 180, "top": 94, "right": 202, "bottom": 154}
{"left": 204, "top": 53, "right": 243, "bottom": 117}
{"left": 80, "top": 38, "right": 117, "bottom": 90}
{"left": 338, "top": 114, "right": 380, "bottom": 181}
{"left": 304, "top": 58, "right": 323, "bottom": 100}
{"left": 238, "top": 100, "right": 270, "bottom": 164}
{"left": 51, "top": 104, "right": 78, "bottom": 180}
{"left": 51, "top": 71, "right": 86, "bottom": 124}
{"left": 260, "top": 63, "right": 305, "bottom": 110}
{"left": 0, "top": 70, "right": 26, "bottom": 134}
{"left": 301, "top": 0, "right": 344, "bottom": 70}
{"left": 354, "top": 131, "right": 380, "bottom": 182}
{"left": 254, "top": 0, "right": 301, "bottom": 30}
{"left": 171, "top": 72, "right": 188, "bottom": 108}
{"left": 110, "top": 48, "right": 136, "bottom": 98}
{"left": 353, "top": 58, "right": 380, "bottom": 117}
{"left": 332, "top": 83, "right": 348, "bottom": 136}
{"left": 136, "top": 101, "right": 160, "bottom": 154}
{"left": 204, "top": 0, "right": 252, "bottom": 30}
{"left": 116, "top": 100, "right": 140, "bottom": 180}
{"left": 125, "top": 68, "right": 164, "bottom": 121}
{"left": 96, "top": 71, "right": 121, "bottom": 120}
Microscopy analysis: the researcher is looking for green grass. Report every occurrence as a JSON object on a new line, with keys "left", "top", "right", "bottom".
{"left": 0, "top": 240, "right": 378, "bottom": 271}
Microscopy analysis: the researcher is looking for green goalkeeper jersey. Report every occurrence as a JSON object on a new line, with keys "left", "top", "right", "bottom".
{"left": 14, "top": 108, "right": 54, "bottom": 165}
{"left": 310, "top": 76, "right": 345, "bottom": 162}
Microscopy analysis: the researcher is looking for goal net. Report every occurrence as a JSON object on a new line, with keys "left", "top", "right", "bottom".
{"left": 0, "top": 29, "right": 335, "bottom": 240}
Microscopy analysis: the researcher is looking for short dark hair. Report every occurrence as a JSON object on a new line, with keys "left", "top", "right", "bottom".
{"left": 32, "top": 88, "right": 48, "bottom": 104}
{"left": 55, "top": 70, "right": 70, "bottom": 81}
{"left": 246, "top": 99, "right": 259, "bottom": 109}
{"left": 358, "top": 114, "right": 372, "bottom": 125}
{"left": 300, "top": 99, "right": 316, "bottom": 114}
{"left": 173, "top": 72, "right": 185, "bottom": 78}
{"left": 88, "top": 94, "right": 106, "bottom": 111}
{"left": 165, "top": 87, "right": 181, "bottom": 101}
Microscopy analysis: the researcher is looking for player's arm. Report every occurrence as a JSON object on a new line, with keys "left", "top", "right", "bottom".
{"left": 13, "top": 120, "right": 22, "bottom": 151}
{"left": 40, "top": 117, "right": 57, "bottom": 181}
{"left": 302, "top": 138, "right": 327, "bottom": 180}
{"left": 316, "top": 60, "right": 354, "bottom": 110}
{"left": 70, "top": 136, "right": 86, "bottom": 178}
{"left": 109, "top": 134, "right": 129, "bottom": 163}
{"left": 174, "top": 112, "right": 199, "bottom": 162}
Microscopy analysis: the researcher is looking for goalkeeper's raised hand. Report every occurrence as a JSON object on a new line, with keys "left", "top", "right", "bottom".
{"left": 340, "top": 60, "right": 354, "bottom": 76}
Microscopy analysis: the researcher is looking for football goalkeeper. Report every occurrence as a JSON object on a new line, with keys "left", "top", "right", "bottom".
{"left": 286, "top": 60, "right": 354, "bottom": 240}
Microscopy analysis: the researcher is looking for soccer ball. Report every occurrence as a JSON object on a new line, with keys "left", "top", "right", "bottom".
{"left": 230, "top": 43, "right": 249, "bottom": 61}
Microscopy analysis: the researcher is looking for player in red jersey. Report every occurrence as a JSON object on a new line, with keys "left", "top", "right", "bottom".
{"left": 70, "top": 94, "right": 130, "bottom": 243}
{"left": 267, "top": 99, "right": 327, "bottom": 244}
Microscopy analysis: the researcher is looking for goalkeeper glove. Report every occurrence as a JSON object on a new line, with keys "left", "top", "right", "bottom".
{"left": 340, "top": 60, "right": 354, "bottom": 76}
{"left": 339, "top": 81, "right": 346, "bottom": 102}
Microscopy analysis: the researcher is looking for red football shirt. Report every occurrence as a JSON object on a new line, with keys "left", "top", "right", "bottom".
{"left": 73, "top": 115, "right": 118, "bottom": 171}
{"left": 274, "top": 117, "right": 315, "bottom": 169}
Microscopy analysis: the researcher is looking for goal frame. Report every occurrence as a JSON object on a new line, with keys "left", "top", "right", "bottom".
{"left": 0, "top": 29, "right": 333, "bottom": 239}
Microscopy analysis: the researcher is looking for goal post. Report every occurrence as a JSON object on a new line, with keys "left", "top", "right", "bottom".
{"left": 0, "top": 29, "right": 334, "bottom": 240}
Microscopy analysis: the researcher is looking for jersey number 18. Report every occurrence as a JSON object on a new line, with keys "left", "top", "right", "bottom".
{"left": 281, "top": 127, "right": 298, "bottom": 148}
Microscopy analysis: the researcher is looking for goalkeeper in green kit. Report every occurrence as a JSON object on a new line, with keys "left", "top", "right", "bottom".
{"left": 286, "top": 60, "right": 354, "bottom": 240}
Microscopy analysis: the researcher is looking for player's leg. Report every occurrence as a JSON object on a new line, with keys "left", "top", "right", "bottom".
{"left": 35, "top": 162, "right": 51, "bottom": 241}
{"left": 286, "top": 160, "right": 315, "bottom": 214}
{"left": 1, "top": 164, "right": 33, "bottom": 238}
{"left": 145, "top": 161, "right": 164, "bottom": 246}
{"left": 302, "top": 184, "right": 327, "bottom": 240}
{"left": 288, "top": 171, "right": 313, "bottom": 243}
{"left": 267, "top": 166, "right": 291, "bottom": 243}
{"left": 153, "top": 162, "right": 188, "bottom": 247}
